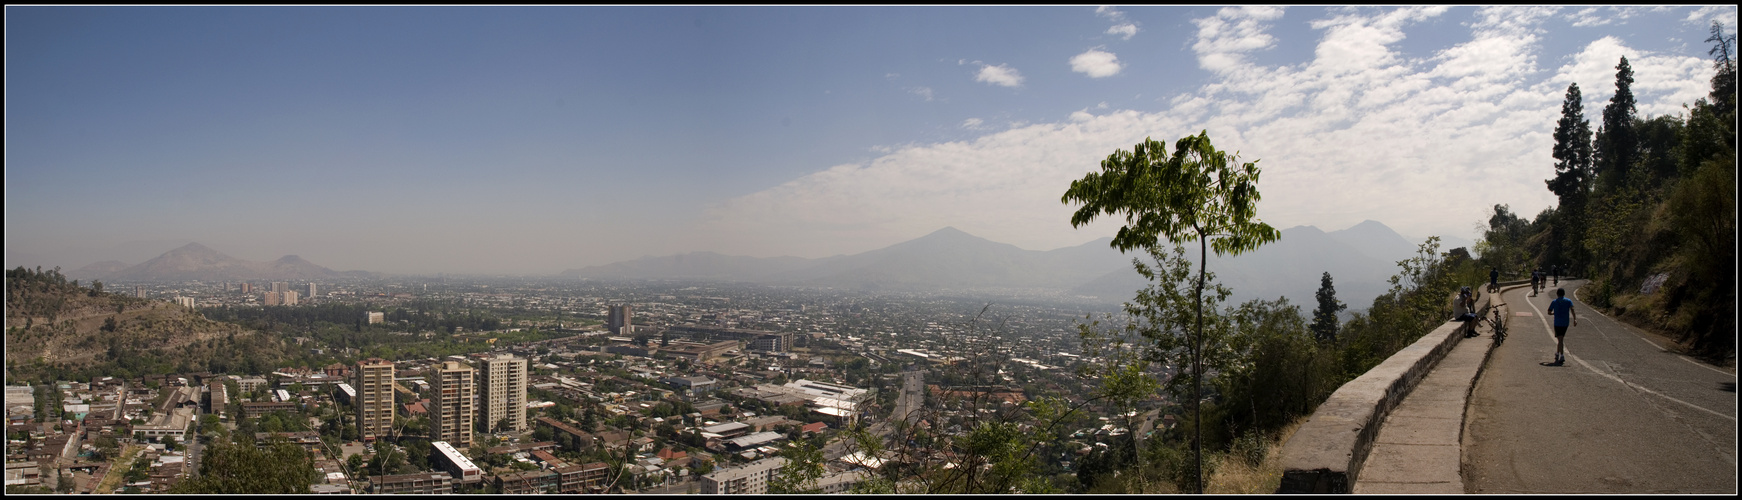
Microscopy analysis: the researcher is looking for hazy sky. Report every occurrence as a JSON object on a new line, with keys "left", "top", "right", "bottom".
{"left": 6, "top": 5, "right": 1735, "bottom": 275}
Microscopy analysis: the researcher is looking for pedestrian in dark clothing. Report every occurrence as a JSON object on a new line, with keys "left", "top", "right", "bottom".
{"left": 1547, "top": 288, "right": 1577, "bottom": 365}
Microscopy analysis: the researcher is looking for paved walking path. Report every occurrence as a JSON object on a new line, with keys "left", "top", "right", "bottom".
{"left": 1353, "top": 289, "right": 1506, "bottom": 494}
{"left": 1463, "top": 280, "right": 1736, "bottom": 494}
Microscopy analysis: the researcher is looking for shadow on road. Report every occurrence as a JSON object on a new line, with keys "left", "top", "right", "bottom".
{"left": 1720, "top": 382, "right": 1735, "bottom": 393}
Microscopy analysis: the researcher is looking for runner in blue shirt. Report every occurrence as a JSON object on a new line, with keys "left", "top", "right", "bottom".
{"left": 1546, "top": 288, "right": 1578, "bottom": 365}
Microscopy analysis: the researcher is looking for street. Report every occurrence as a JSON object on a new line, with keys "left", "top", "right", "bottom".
{"left": 1463, "top": 280, "right": 1736, "bottom": 493}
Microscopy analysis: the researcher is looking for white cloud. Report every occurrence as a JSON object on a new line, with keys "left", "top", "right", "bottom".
{"left": 1544, "top": 36, "right": 1711, "bottom": 119}
{"left": 1070, "top": 49, "right": 1124, "bottom": 78}
{"left": 1095, "top": 6, "right": 1126, "bottom": 21}
{"left": 961, "top": 118, "right": 984, "bottom": 129}
{"left": 1684, "top": 6, "right": 1738, "bottom": 32}
{"left": 975, "top": 63, "right": 1025, "bottom": 87}
{"left": 700, "top": 7, "right": 1717, "bottom": 258}
{"left": 908, "top": 86, "right": 937, "bottom": 101}
{"left": 1192, "top": 6, "right": 1288, "bottom": 74}
{"left": 1568, "top": 6, "right": 1651, "bottom": 28}
{"left": 1107, "top": 23, "right": 1138, "bottom": 40}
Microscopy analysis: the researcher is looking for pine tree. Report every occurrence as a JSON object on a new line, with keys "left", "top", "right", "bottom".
{"left": 1546, "top": 82, "right": 1593, "bottom": 269}
{"left": 1593, "top": 56, "right": 1637, "bottom": 191}
{"left": 1707, "top": 21, "right": 1736, "bottom": 116}
{"left": 1310, "top": 272, "right": 1344, "bottom": 343}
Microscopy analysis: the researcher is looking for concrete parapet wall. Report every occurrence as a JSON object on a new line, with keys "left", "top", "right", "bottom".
{"left": 1276, "top": 283, "right": 1529, "bottom": 493}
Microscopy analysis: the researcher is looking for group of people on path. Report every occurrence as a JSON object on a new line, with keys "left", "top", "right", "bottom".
{"left": 1480, "top": 266, "right": 1577, "bottom": 365}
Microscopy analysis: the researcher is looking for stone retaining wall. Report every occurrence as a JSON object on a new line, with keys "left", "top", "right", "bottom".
{"left": 1275, "top": 281, "right": 1529, "bottom": 493}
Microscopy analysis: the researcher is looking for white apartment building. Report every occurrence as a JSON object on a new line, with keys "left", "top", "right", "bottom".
{"left": 478, "top": 354, "right": 527, "bottom": 433}
{"left": 700, "top": 457, "right": 786, "bottom": 494}
{"left": 432, "top": 361, "right": 475, "bottom": 446}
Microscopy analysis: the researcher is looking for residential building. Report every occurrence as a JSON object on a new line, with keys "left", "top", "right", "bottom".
{"left": 749, "top": 332, "right": 793, "bottom": 352}
{"left": 263, "top": 291, "right": 281, "bottom": 306}
{"left": 536, "top": 416, "right": 595, "bottom": 452}
{"left": 306, "top": 283, "right": 318, "bottom": 299}
{"left": 174, "top": 296, "right": 195, "bottom": 309}
{"left": 282, "top": 290, "right": 299, "bottom": 306}
{"left": 204, "top": 380, "right": 227, "bottom": 418}
{"left": 700, "top": 457, "right": 786, "bottom": 494}
{"left": 478, "top": 354, "right": 527, "bottom": 433}
{"left": 237, "top": 377, "right": 268, "bottom": 395}
{"left": 356, "top": 358, "right": 395, "bottom": 441}
{"left": 430, "top": 440, "right": 481, "bottom": 485}
{"left": 431, "top": 361, "right": 474, "bottom": 447}
{"left": 239, "top": 401, "right": 297, "bottom": 419}
{"left": 607, "top": 304, "right": 633, "bottom": 335}
{"left": 366, "top": 311, "right": 384, "bottom": 324}
{"left": 370, "top": 472, "right": 452, "bottom": 494}
{"left": 494, "top": 470, "right": 558, "bottom": 494}
{"left": 663, "top": 376, "right": 717, "bottom": 399}
{"left": 554, "top": 462, "right": 610, "bottom": 493}
{"left": 270, "top": 282, "right": 287, "bottom": 294}
{"left": 816, "top": 470, "right": 868, "bottom": 494}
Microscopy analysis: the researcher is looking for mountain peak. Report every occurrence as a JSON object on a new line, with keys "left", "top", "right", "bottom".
{"left": 924, "top": 226, "right": 972, "bottom": 238}
{"left": 168, "top": 242, "right": 221, "bottom": 255}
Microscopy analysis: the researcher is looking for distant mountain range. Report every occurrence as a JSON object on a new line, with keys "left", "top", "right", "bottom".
{"left": 561, "top": 221, "right": 1466, "bottom": 309}
{"left": 66, "top": 243, "right": 365, "bottom": 282}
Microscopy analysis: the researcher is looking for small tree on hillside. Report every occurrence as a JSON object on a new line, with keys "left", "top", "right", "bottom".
{"left": 1063, "top": 130, "right": 1281, "bottom": 493}
{"left": 1310, "top": 272, "right": 1345, "bottom": 343}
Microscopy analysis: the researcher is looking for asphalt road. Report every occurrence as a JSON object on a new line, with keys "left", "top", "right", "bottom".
{"left": 1463, "top": 280, "right": 1737, "bottom": 494}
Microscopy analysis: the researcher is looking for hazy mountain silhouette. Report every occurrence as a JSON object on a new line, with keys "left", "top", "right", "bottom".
{"left": 98, "top": 243, "right": 343, "bottom": 281}
{"left": 562, "top": 222, "right": 1446, "bottom": 309}
{"left": 67, "top": 260, "right": 132, "bottom": 281}
{"left": 1327, "top": 219, "right": 1422, "bottom": 265}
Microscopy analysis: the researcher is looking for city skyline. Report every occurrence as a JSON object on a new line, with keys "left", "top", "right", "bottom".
{"left": 6, "top": 5, "right": 1734, "bottom": 275}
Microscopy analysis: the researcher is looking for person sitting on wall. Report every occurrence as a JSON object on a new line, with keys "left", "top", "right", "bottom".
{"left": 1453, "top": 286, "right": 1478, "bottom": 338}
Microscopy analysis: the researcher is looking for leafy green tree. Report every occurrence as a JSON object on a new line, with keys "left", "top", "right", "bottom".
{"left": 169, "top": 438, "right": 315, "bottom": 493}
{"left": 1310, "top": 272, "right": 1345, "bottom": 343}
{"left": 1063, "top": 130, "right": 1280, "bottom": 492}
{"left": 768, "top": 440, "right": 823, "bottom": 493}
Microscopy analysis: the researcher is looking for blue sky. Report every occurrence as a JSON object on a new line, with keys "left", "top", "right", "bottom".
{"left": 5, "top": 5, "right": 1736, "bottom": 275}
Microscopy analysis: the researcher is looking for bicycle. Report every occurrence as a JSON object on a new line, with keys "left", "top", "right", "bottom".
{"left": 1475, "top": 306, "right": 1507, "bottom": 346}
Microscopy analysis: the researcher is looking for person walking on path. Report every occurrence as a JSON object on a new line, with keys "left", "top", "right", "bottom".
{"left": 1546, "top": 288, "right": 1577, "bottom": 365}
{"left": 1490, "top": 267, "right": 1500, "bottom": 292}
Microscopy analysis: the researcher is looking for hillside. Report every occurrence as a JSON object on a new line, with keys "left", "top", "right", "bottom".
{"left": 4, "top": 266, "right": 290, "bottom": 384}
{"left": 563, "top": 223, "right": 1437, "bottom": 310}
{"left": 88, "top": 243, "right": 344, "bottom": 282}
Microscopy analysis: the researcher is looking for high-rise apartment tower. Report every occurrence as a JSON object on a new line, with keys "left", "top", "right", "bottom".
{"left": 432, "top": 361, "right": 475, "bottom": 446}
{"left": 477, "top": 354, "right": 527, "bottom": 433}
{"left": 356, "top": 358, "right": 396, "bottom": 441}
{"left": 607, "top": 304, "right": 633, "bottom": 335}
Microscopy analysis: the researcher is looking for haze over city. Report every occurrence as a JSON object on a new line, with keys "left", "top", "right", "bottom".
{"left": 6, "top": 5, "right": 1734, "bottom": 275}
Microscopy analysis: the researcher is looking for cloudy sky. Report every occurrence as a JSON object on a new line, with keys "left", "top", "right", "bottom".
{"left": 6, "top": 5, "right": 1735, "bottom": 275}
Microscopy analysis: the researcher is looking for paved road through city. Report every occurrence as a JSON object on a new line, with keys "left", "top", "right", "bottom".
{"left": 1463, "top": 280, "right": 1736, "bottom": 494}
